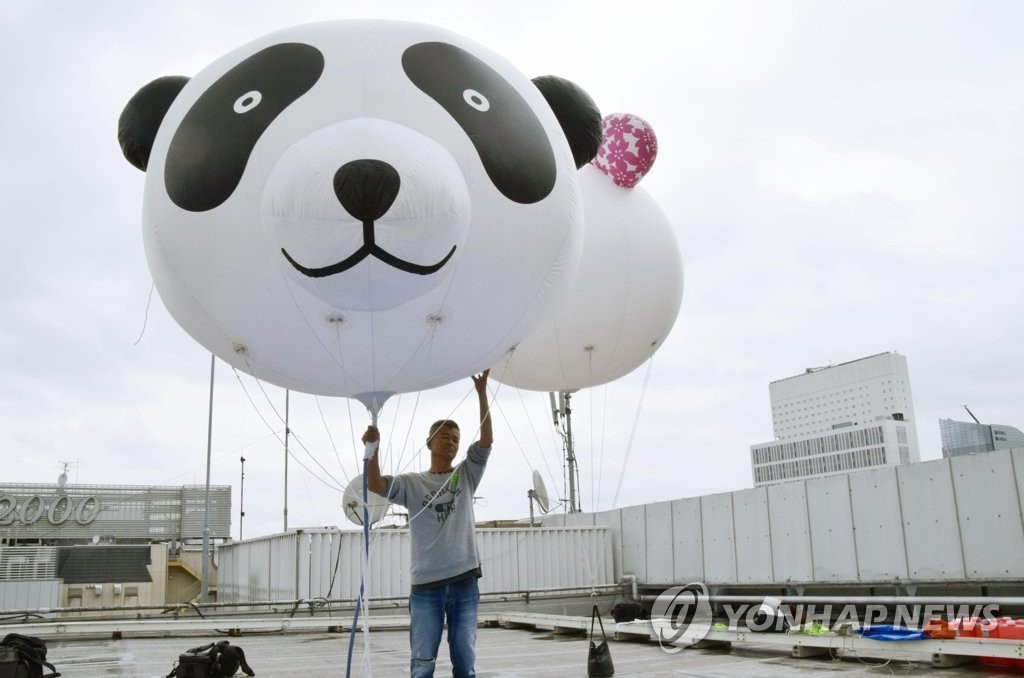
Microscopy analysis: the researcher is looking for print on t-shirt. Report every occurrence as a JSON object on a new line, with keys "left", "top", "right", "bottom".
{"left": 422, "top": 474, "right": 461, "bottom": 524}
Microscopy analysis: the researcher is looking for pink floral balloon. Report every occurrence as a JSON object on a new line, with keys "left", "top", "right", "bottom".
{"left": 591, "top": 113, "right": 658, "bottom": 188}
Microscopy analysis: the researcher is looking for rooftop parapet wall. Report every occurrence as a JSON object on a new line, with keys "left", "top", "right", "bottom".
{"left": 543, "top": 448, "right": 1024, "bottom": 588}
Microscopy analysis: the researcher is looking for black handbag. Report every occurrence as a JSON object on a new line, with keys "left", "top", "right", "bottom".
{"left": 587, "top": 604, "right": 615, "bottom": 677}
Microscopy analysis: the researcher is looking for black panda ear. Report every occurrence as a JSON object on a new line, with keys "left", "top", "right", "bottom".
{"left": 118, "top": 75, "right": 190, "bottom": 171}
{"left": 532, "top": 75, "right": 602, "bottom": 170}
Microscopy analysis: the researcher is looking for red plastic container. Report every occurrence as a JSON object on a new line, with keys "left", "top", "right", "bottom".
{"left": 979, "top": 617, "right": 1024, "bottom": 669}
{"left": 950, "top": 617, "right": 982, "bottom": 638}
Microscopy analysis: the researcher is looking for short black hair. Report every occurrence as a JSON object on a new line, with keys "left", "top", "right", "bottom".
{"left": 428, "top": 419, "right": 460, "bottom": 439}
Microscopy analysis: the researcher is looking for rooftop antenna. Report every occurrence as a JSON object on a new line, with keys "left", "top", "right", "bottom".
{"left": 528, "top": 470, "right": 551, "bottom": 527}
{"left": 963, "top": 405, "right": 981, "bottom": 424}
{"left": 57, "top": 461, "right": 76, "bottom": 487}
{"left": 550, "top": 390, "right": 580, "bottom": 513}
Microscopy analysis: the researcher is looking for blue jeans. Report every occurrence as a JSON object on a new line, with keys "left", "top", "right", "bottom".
{"left": 408, "top": 577, "right": 479, "bottom": 678}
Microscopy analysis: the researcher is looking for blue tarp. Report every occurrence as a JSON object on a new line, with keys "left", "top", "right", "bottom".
{"left": 856, "top": 625, "right": 929, "bottom": 641}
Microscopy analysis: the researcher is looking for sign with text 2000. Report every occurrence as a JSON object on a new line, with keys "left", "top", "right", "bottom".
{"left": 0, "top": 494, "right": 100, "bottom": 526}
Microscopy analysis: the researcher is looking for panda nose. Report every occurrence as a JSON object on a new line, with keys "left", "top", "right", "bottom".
{"left": 333, "top": 159, "right": 401, "bottom": 221}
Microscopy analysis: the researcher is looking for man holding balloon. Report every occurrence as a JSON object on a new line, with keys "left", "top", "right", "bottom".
{"left": 363, "top": 370, "right": 492, "bottom": 678}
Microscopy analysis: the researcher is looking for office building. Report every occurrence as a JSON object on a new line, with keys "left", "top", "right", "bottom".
{"left": 750, "top": 352, "right": 921, "bottom": 486}
{"left": 940, "top": 418, "right": 1024, "bottom": 458}
{"left": 0, "top": 483, "right": 230, "bottom": 614}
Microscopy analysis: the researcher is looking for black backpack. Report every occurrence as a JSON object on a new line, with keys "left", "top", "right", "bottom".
{"left": 0, "top": 634, "right": 61, "bottom": 678}
{"left": 610, "top": 602, "right": 647, "bottom": 623}
{"left": 167, "top": 640, "right": 254, "bottom": 678}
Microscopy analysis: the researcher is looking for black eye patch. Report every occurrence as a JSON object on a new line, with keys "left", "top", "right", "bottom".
{"left": 402, "top": 42, "right": 556, "bottom": 204}
{"left": 165, "top": 43, "right": 324, "bottom": 212}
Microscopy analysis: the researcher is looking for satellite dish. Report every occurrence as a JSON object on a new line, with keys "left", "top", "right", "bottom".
{"left": 342, "top": 475, "right": 389, "bottom": 527}
{"left": 527, "top": 470, "right": 552, "bottom": 527}
{"left": 530, "top": 470, "right": 550, "bottom": 514}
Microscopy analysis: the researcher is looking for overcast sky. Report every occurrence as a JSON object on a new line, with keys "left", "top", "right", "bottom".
{"left": 2, "top": 1, "right": 1022, "bottom": 540}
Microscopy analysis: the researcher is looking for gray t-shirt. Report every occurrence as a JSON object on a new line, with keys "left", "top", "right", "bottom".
{"left": 378, "top": 444, "right": 490, "bottom": 587}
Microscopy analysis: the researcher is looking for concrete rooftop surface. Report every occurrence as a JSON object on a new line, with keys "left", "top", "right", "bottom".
{"left": 32, "top": 617, "right": 1021, "bottom": 677}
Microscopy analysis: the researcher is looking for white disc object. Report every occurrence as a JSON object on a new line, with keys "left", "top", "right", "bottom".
{"left": 342, "top": 474, "right": 389, "bottom": 526}
{"left": 531, "top": 469, "right": 551, "bottom": 513}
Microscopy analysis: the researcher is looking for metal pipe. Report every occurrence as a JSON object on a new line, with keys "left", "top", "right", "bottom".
{"left": 1, "top": 584, "right": 624, "bottom": 618}
{"left": 563, "top": 391, "right": 579, "bottom": 513}
{"left": 620, "top": 574, "right": 639, "bottom": 600}
{"left": 294, "top": 528, "right": 303, "bottom": 600}
{"left": 200, "top": 353, "right": 215, "bottom": 604}
{"left": 283, "top": 389, "right": 290, "bottom": 532}
{"left": 239, "top": 456, "right": 246, "bottom": 541}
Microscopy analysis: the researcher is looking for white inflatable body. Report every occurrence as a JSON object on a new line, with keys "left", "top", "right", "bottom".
{"left": 497, "top": 165, "right": 683, "bottom": 392}
{"left": 135, "top": 21, "right": 583, "bottom": 405}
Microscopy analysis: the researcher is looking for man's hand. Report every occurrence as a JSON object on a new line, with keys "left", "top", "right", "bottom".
{"left": 363, "top": 425, "right": 387, "bottom": 494}
{"left": 362, "top": 425, "right": 379, "bottom": 461}
{"left": 473, "top": 370, "right": 493, "bottom": 448}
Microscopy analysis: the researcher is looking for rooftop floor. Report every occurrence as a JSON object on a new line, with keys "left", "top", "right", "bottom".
{"left": 31, "top": 614, "right": 1021, "bottom": 677}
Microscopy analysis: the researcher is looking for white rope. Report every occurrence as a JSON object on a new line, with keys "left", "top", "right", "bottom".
{"left": 611, "top": 356, "right": 655, "bottom": 509}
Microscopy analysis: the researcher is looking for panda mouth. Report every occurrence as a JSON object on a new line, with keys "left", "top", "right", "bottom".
{"left": 281, "top": 158, "right": 456, "bottom": 278}
{"left": 282, "top": 221, "right": 456, "bottom": 278}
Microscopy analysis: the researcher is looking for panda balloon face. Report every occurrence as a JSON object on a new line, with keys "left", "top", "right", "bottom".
{"left": 119, "top": 21, "right": 602, "bottom": 404}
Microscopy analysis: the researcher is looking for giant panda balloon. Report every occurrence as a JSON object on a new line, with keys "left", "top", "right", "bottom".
{"left": 118, "top": 20, "right": 601, "bottom": 408}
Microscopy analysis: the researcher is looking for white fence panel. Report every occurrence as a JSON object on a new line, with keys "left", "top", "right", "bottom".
{"left": 805, "top": 475, "right": 858, "bottom": 581}
{"left": 670, "top": 497, "right": 703, "bottom": 583}
{"left": 1014, "top": 449, "right": 1024, "bottom": 522}
{"left": 269, "top": 535, "right": 296, "bottom": 600}
{"left": 848, "top": 468, "right": 908, "bottom": 580}
{"left": 953, "top": 450, "right": 1024, "bottom": 579}
{"left": 596, "top": 510, "right": 623, "bottom": 580}
{"left": 700, "top": 493, "right": 736, "bottom": 584}
{"left": 0, "top": 580, "right": 59, "bottom": 613}
{"left": 767, "top": 482, "right": 813, "bottom": 582}
{"left": 363, "top": 531, "right": 404, "bottom": 598}
{"left": 221, "top": 452, "right": 1024, "bottom": 595}
{"left": 898, "top": 461, "right": 964, "bottom": 579}
{"left": 618, "top": 506, "right": 647, "bottom": 581}
{"left": 644, "top": 501, "right": 674, "bottom": 585}
{"left": 339, "top": 531, "right": 365, "bottom": 598}
{"left": 480, "top": 529, "right": 521, "bottom": 591}
{"left": 219, "top": 527, "right": 612, "bottom": 603}
{"left": 733, "top": 487, "right": 772, "bottom": 584}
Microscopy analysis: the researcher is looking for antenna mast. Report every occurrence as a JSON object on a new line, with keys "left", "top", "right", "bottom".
{"left": 551, "top": 391, "right": 580, "bottom": 513}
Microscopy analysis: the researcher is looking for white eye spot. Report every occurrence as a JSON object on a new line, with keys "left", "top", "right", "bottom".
{"left": 463, "top": 89, "right": 490, "bottom": 112}
{"left": 234, "top": 90, "right": 263, "bottom": 113}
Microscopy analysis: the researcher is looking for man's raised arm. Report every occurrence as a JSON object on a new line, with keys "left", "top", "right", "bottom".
{"left": 472, "top": 370, "right": 492, "bottom": 449}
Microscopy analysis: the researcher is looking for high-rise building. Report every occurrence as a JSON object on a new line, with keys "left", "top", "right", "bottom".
{"left": 939, "top": 418, "right": 1024, "bottom": 458}
{"left": 750, "top": 352, "right": 921, "bottom": 487}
